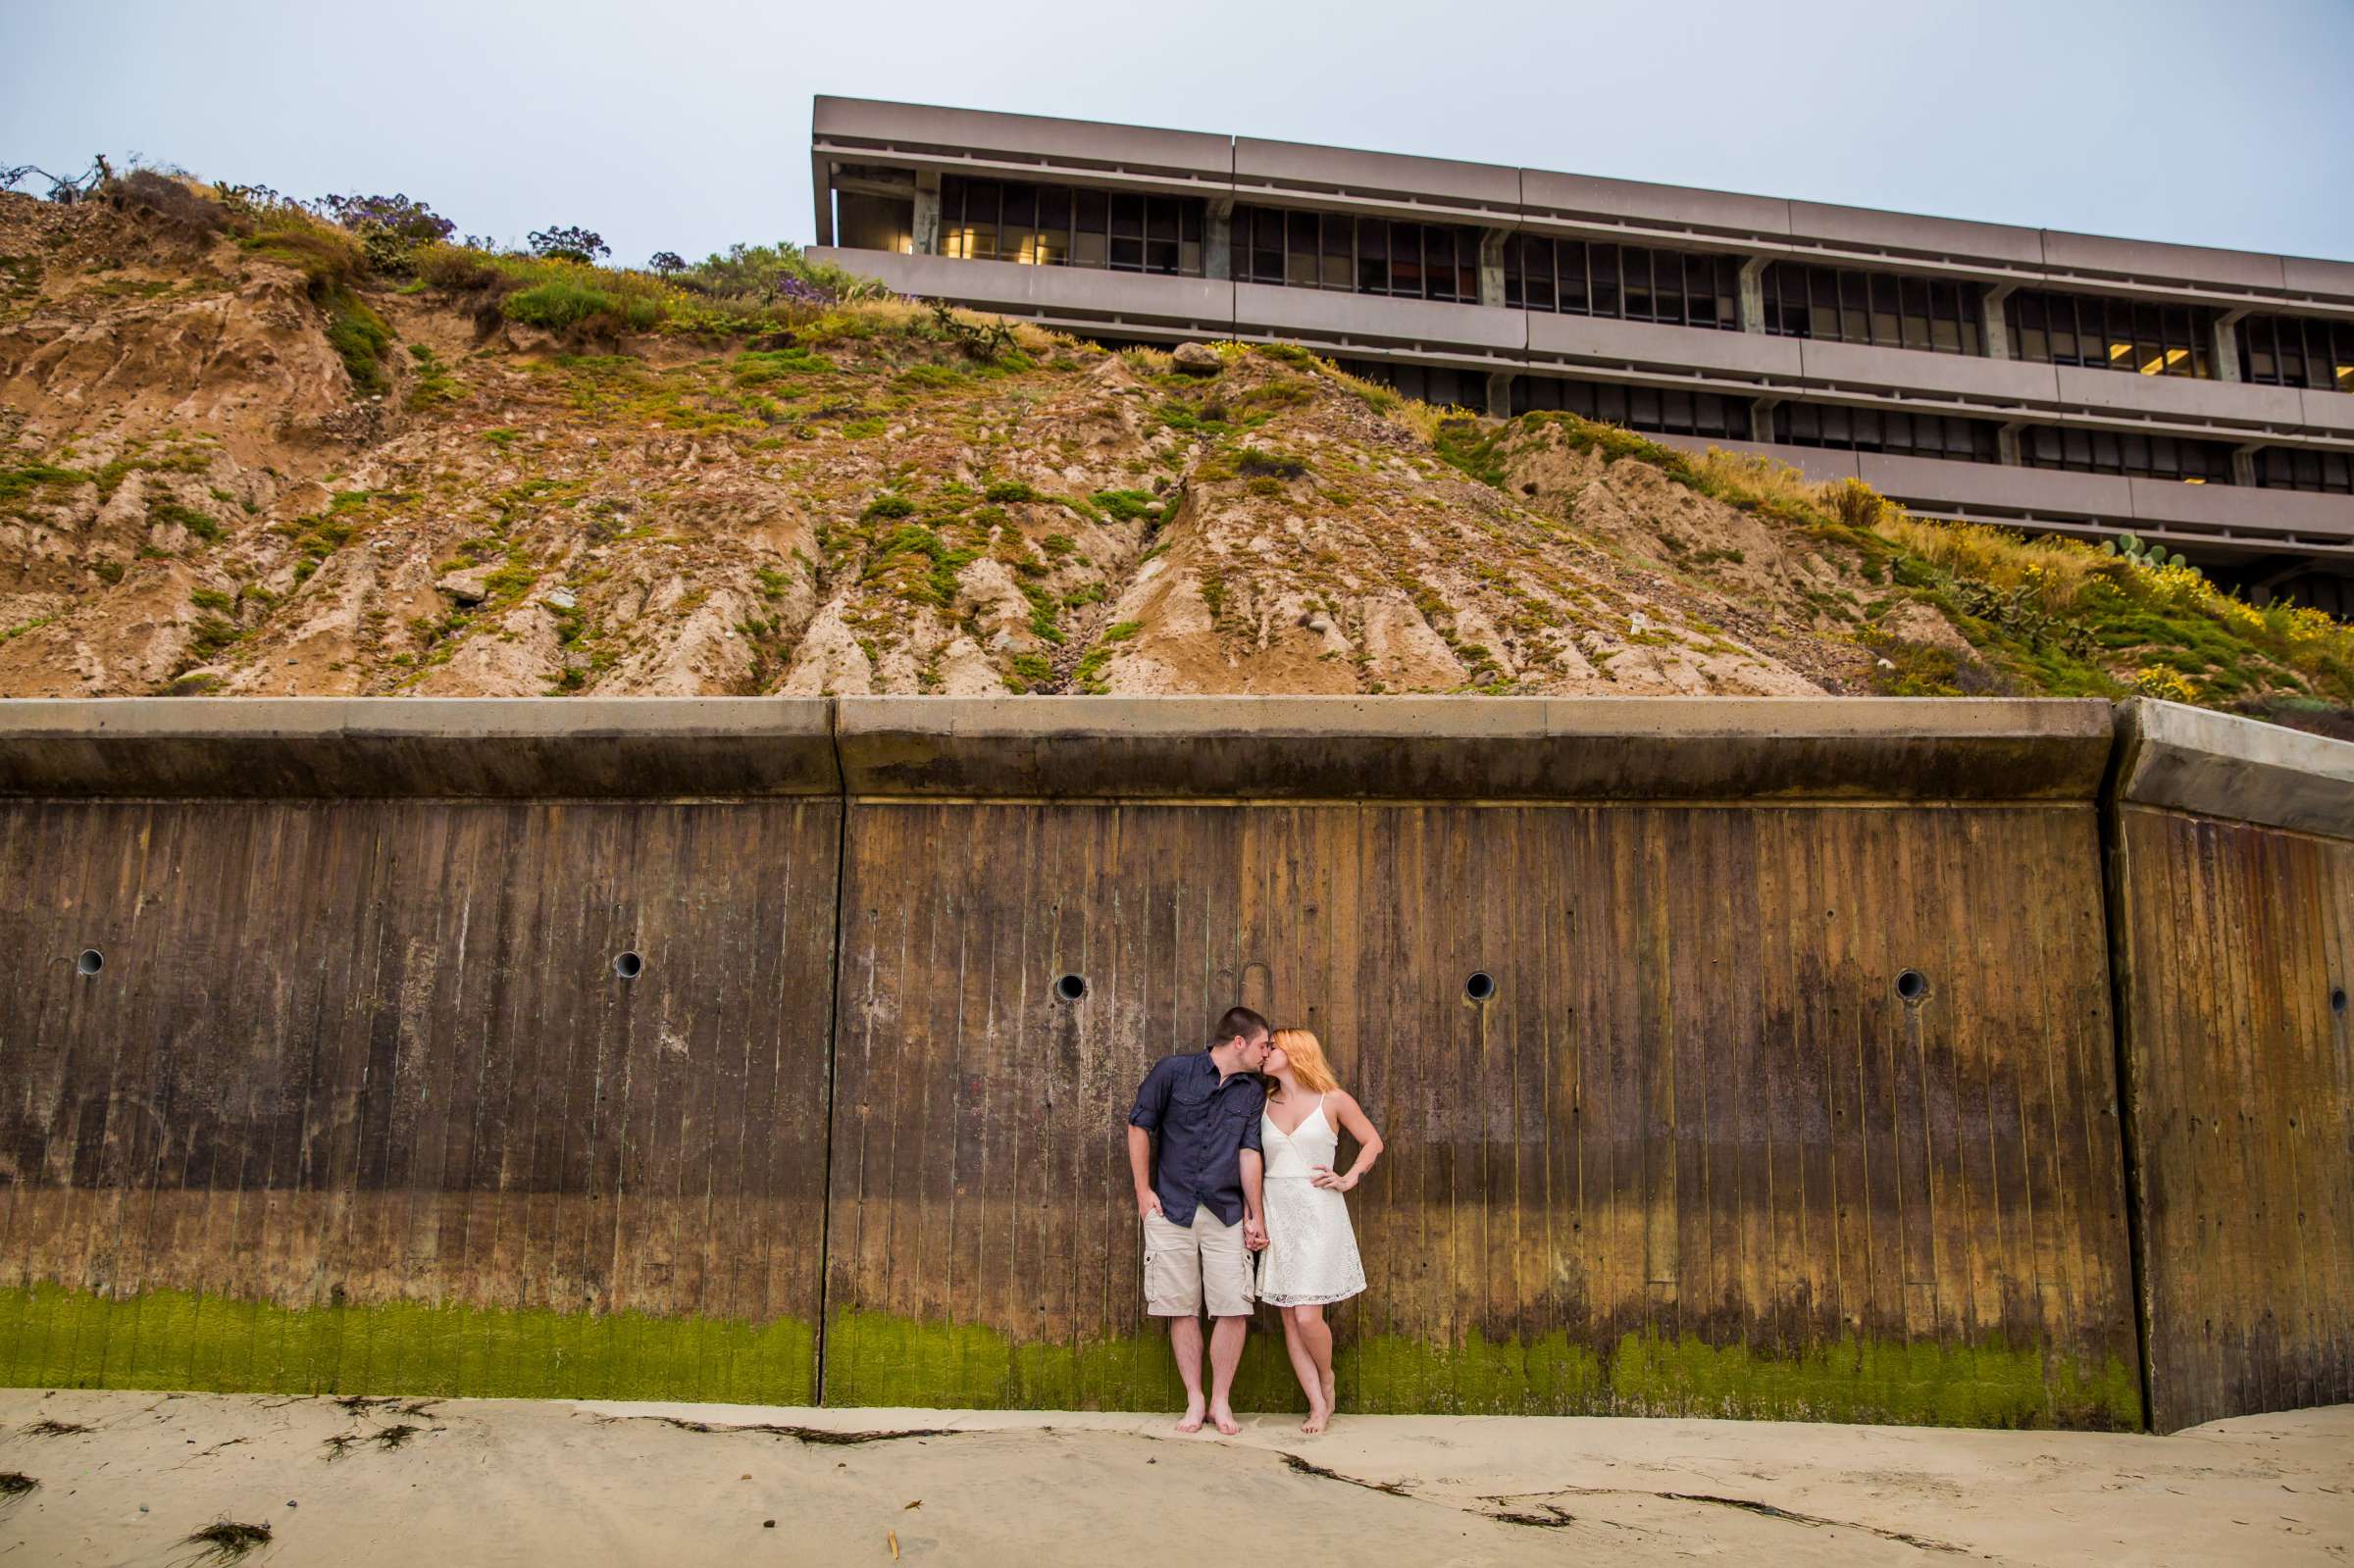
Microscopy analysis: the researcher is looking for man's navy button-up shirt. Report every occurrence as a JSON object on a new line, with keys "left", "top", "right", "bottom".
{"left": 1127, "top": 1051, "right": 1265, "bottom": 1228}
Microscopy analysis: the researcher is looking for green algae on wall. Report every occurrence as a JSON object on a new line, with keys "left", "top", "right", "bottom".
{"left": 822, "top": 1309, "right": 2141, "bottom": 1430}
{"left": 0, "top": 1286, "right": 2135, "bottom": 1430}
{"left": 1603, "top": 1329, "right": 2143, "bottom": 1431}
{"left": 0, "top": 1286, "right": 815, "bottom": 1405}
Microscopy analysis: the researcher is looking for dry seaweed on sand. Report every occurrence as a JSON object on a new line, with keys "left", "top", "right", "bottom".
{"left": 0, "top": 1472, "right": 37, "bottom": 1497}
{"left": 1278, "top": 1452, "right": 1413, "bottom": 1496}
{"left": 321, "top": 1421, "right": 427, "bottom": 1460}
{"left": 182, "top": 1520, "right": 272, "bottom": 1563}
{"left": 23, "top": 1419, "right": 87, "bottom": 1437}
{"left": 633, "top": 1415, "right": 953, "bottom": 1445}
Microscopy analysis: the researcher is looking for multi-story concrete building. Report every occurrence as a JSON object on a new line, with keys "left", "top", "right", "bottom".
{"left": 807, "top": 96, "right": 2354, "bottom": 611}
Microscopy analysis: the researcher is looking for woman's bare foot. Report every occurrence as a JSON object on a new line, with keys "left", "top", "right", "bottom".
{"left": 1175, "top": 1399, "right": 1206, "bottom": 1434}
{"left": 1209, "top": 1402, "right": 1242, "bottom": 1437}
{"left": 1300, "top": 1402, "right": 1330, "bottom": 1436}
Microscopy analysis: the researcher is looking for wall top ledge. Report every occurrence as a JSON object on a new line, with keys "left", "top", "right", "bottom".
{"left": 0, "top": 697, "right": 843, "bottom": 799}
{"left": 0, "top": 695, "right": 2123, "bottom": 803}
{"left": 835, "top": 695, "right": 2117, "bottom": 802}
{"left": 2113, "top": 699, "right": 2354, "bottom": 839}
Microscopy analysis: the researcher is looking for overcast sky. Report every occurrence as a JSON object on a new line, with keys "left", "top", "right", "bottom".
{"left": 3, "top": 0, "right": 2348, "bottom": 270}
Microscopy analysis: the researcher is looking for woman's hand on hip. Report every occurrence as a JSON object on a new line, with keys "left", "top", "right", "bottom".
{"left": 1310, "top": 1166, "right": 1356, "bottom": 1192}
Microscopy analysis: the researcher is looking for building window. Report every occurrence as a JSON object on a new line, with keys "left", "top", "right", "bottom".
{"left": 1510, "top": 376, "right": 1751, "bottom": 436}
{"left": 1330, "top": 358, "right": 1492, "bottom": 409}
{"left": 2254, "top": 447, "right": 2354, "bottom": 494}
{"left": 1504, "top": 237, "right": 1741, "bottom": 330}
{"left": 837, "top": 192, "right": 913, "bottom": 255}
{"left": 1760, "top": 264, "right": 1984, "bottom": 355}
{"left": 1235, "top": 207, "right": 1482, "bottom": 303}
{"left": 2007, "top": 290, "right": 2215, "bottom": 379}
{"left": 2239, "top": 316, "right": 2354, "bottom": 394}
{"left": 2018, "top": 425, "right": 2235, "bottom": 481}
{"left": 1771, "top": 403, "right": 1999, "bottom": 463}
{"left": 939, "top": 176, "right": 1202, "bottom": 277}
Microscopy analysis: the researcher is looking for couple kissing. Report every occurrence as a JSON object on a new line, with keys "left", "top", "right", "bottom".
{"left": 1125, "top": 1006, "right": 1386, "bottom": 1436}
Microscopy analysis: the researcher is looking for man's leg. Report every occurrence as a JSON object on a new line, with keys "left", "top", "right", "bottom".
{"left": 1168, "top": 1315, "right": 1207, "bottom": 1433}
{"left": 1144, "top": 1211, "right": 1207, "bottom": 1432}
{"left": 1196, "top": 1209, "right": 1255, "bottom": 1437}
{"left": 1206, "top": 1313, "right": 1249, "bottom": 1436}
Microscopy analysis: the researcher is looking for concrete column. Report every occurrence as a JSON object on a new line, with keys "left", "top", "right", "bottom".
{"left": 1737, "top": 256, "right": 1768, "bottom": 334}
{"left": 1982, "top": 283, "right": 2015, "bottom": 361}
{"left": 910, "top": 170, "right": 942, "bottom": 257}
{"left": 1997, "top": 420, "right": 2024, "bottom": 467}
{"left": 2213, "top": 308, "right": 2248, "bottom": 384}
{"left": 1747, "top": 394, "right": 1780, "bottom": 444}
{"left": 1478, "top": 228, "right": 1510, "bottom": 310}
{"left": 2233, "top": 441, "right": 2262, "bottom": 487}
{"left": 1204, "top": 199, "right": 1234, "bottom": 282}
{"left": 1486, "top": 371, "right": 1515, "bottom": 420}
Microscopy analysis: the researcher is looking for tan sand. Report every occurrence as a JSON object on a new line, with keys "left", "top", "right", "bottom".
{"left": 0, "top": 1389, "right": 2345, "bottom": 1565}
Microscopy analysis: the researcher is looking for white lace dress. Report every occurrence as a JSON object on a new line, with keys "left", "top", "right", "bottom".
{"left": 1255, "top": 1093, "right": 1366, "bottom": 1308}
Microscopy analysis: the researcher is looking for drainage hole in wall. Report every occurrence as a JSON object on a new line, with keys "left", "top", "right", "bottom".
{"left": 76, "top": 948, "right": 103, "bottom": 977}
{"left": 1054, "top": 973, "right": 1087, "bottom": 1003}
{"left": 1896, "top": 969, "right": 1929, "bottom": 1003}
{"left": 1464, "top": 971, "right": 1497, "bottom": 1003}
{"left": 613, "top": 951, "right": 643, "bottom": 981}
{"left": 2334, "top": 986, "right": 2347, "bottom": 1015}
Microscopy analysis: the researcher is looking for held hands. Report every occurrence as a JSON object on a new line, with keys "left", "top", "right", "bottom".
{"left": 1310, "top": 1166, "right": 1358, "bottom": 1192}
{"left": 1243, "top": 1217, "right": 1269, "bottom": 1251}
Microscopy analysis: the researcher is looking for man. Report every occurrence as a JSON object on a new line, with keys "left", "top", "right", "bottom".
{"left": 1125, "top": 1004, "right": 1272, "bottom": 1436}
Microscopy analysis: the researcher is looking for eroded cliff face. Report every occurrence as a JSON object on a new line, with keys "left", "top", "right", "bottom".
{"left": 0, "top": 188, "right": 2037, "bottom": 701}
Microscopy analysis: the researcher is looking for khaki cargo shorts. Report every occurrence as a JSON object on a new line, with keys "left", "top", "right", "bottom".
{"left": 1143, "top": 1207, "right": 1254, "bottom": 1318}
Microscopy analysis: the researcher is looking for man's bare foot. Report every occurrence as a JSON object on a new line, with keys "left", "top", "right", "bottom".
{"left": 1175, "top": 1399, "right": 1206, "bottom": 1434}
{"left": 1300, "top": 1402, "right": 1330, "bottom": 1436}
{"left": 1209, "top": 1402, "right": 1242, "bottom": 1437}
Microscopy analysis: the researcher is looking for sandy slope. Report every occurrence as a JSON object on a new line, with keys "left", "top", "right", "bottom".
{"left": 0, "top": 1389, "right": 2345, "bottom": 1566}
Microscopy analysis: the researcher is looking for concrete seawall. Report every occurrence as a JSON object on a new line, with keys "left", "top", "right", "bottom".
{"left": 2104, "top": 701, "right": 2354, "bottom": 1431}
{"left": 0, "top": 696, "right": 2344, "bottom": 1430}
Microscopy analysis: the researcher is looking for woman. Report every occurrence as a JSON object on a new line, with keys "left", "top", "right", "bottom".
{"left": 1255, "top": 1027, "right": 1383, "bottom": 1435}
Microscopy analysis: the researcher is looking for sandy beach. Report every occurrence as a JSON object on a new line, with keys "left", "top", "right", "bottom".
{"left": 0, "top": 1389, "right": 2345, "bottom": 1565}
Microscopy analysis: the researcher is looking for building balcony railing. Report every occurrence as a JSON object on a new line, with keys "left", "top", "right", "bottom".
{"left": 1653, "top": 438, "right": 2354, "bottom": 556}
{"left": 824, "top": 248, "right": 2354, "bottom": 442}
{"left": 811, "top": 245, "right": 2354, "bottom": 557}
{"left": 1231, "top": 281, "right": 1522, "bottom": 363}
{"left": 1525, "top": 311, "right": 1796, "bottom": 381}
{"left": 814, "top": 248, "right": 1232, "bottom": 336}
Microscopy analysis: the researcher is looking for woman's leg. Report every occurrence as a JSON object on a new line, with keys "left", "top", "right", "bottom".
{"left": 1278, "top": 1308, "right": 1327, "bottom": 1433}
{"left": 1293, "top": 1304, "right": 1336, "bottom": 1433}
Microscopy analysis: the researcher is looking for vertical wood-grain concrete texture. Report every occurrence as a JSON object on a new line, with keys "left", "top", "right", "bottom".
{"left": 824, "top": 698, "right": 2141, "bottom": 1426}
{"left": 0, "top": 700, "right": 842, "bottom": 1403}
{"left": 2107, "top": 700, "right": 2354, "bottom": 1432}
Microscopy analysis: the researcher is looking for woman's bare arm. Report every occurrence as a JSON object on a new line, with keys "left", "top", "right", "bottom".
{"left": 1312, "top": 1091, "right": 1384, "bottom": 1191}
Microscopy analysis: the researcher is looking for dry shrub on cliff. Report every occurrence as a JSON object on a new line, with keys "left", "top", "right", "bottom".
{"left": 1879, "top": 515, "right": 2103, "bottom": 611}
{"left": 103, "top": 169, "right": 232, "bottom": 239}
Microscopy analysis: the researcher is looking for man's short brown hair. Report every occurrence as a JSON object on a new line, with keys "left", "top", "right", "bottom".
{"left": 1213, "top": 1005, "right": 1270, "bottom": 1046}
